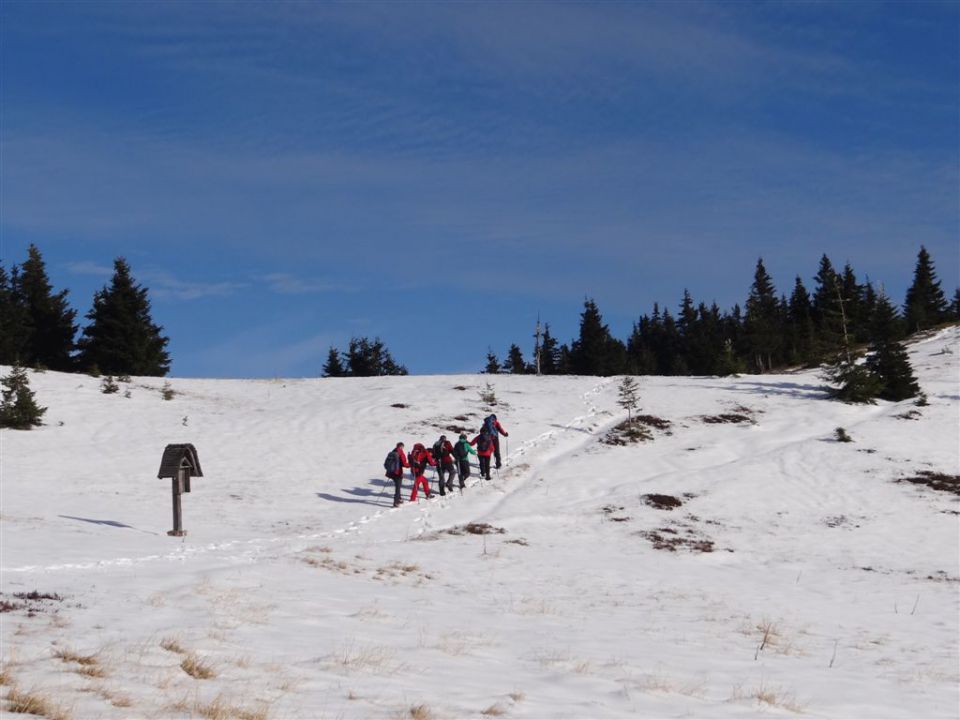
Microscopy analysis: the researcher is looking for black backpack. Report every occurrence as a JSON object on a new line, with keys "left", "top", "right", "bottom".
{"left": 476, "top": 434, "right": 491, "bottom": 453}
{"left": 453, "top": 441, "right": 467, "bottom": 460}
{"left": 433, "top": 440, "right": 447, "bottom": 463}
{"left": 384, "top": 450, "right": 400, "bottom": 476}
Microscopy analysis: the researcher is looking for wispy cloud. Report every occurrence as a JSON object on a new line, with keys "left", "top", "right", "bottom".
{"left": 260, "top": 273, "right": 349, "bottom": 295}
{"left": 144, "top": 270, "right": 246, "bottom": 301}
{"left": 65, "top": 260, "right": 112, "bottom": 277}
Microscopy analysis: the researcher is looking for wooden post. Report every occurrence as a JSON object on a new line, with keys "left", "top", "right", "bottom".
{"left": 168, "top": 467, "right": 186, "bottom": 536}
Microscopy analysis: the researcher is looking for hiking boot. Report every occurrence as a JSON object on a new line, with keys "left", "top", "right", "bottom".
{"left": 446, "top": 483, "right": 453, "bottom": 491}
{"left": 459, "top": 483, "right": 465, "bottom": 489}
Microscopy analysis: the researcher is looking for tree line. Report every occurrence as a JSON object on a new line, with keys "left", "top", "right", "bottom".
{"left": 487, "top": 246, "right": 958, "bottom": 378}
{"left": 0, "top": 245, "right": 171, "bottom": 376}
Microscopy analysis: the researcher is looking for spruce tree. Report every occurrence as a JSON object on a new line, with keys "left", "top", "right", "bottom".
{"left": 569, "top": 298, "right": 626, "bottom": 376}
{"left": 321, "top": 346, "right": 346, "bottom": 377}
{"left": 344, "top": 336, "right": 406, "bottom": 376}
{"left": 786, "top": 276, "right": 816, "bottom": 366}
{"left": 951, "top": 288, "right": 960, "bottom": 321}
{"left": 743, "top": 258, "right": 782, "bottom": 372}
{"left": 503, "top": 344, "right": 527, "bottom": 374}
{"left": 539, "top": 324, "right": 559, "bottom": 374}
{"left": 485, "top": 349, "right": 501, "bottom": 374}
{"left": 904, "top": 246, "right": 948, "bottom": 332}
{"left": 866, "top": 290, "right": 919, "bottom": 401}
{"left": 76, "top": 258, "right": 171, "bottom": 376}
{"left": 617, "top": 376, "right": 640, "bottom": 423}
{"left": 0, "top": 364, "right": 47, "bottom": 429}
{"left": 811, "top": 254, "right": 845, "bottom": 358}
{"left": 17, "top": 245, "right": 78, "bottom": 371}
{"left": 0, "top": 264, "right": 28, "bottom": 365}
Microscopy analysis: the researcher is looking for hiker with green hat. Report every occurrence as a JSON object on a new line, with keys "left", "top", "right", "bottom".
{"left": 452, "top": 432, "right": 477, "bottom": 489}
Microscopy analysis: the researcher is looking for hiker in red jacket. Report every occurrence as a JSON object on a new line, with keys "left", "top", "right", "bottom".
{"left": 432, "top": 435, "right": 457, "bottom": 495}
{"left": 408, "top": 443, "right": 437, "bottom": 502}
{"left": 470, "top": 429, "right": 495, "bottom": 480}
{"left": 384, "top": 442, "right": 410, "bottom": 508}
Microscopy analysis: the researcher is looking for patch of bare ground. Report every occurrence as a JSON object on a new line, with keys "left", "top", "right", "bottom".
{"left": 504, "top": 538, "right": 529, "bottom": 546}
{"left": 638, "top": 528, "right": 716, "bottom": 553}
{"left": 447, "top": 522, "right": 506, "bottom": 536}
{"left": 635, "top": 414, "right": 673, "bottom": 431}
{"left": 642, "top": 493, "right": 685, "bottom": 510}
{"left": 0, "top": 592, "right": 66, "bottom": 617}
{"left": 601, "top": 505, "right": 631, "bottom": 522}
{"left": 701, "top": 413, "right": 753, "bottom": 424}
{"left": 602, "top": 419, "right": 652, "bottom": 445}
{"left": 896, "top": 471, "right": 959, "bottom": 496}
{"left": 895, "top": 409, "right": 922, "bottom": 420}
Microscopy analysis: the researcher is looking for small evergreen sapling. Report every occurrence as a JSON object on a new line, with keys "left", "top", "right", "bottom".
{"left": 161, "top": 381, "right": 176, "bottom": 401}
{"left": 617, "top": 376, "right": 640, "bottom": 424}
{"left": 0, "top": 364, "right": 47, "bottom": 429}
{"left": 100, "top": 375, "right": 119, "bottom": 394}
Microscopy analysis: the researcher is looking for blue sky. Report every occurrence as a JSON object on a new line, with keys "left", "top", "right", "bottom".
{"left": 2, "top": 1, "right": 957, "bottom": 377}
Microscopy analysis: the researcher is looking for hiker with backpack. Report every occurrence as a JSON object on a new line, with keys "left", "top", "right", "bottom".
{"left": 470, "top": 429, "right": 495, "bottom": 480}
{"left": 408, "top": 442, "right": 437, "bottom": 502}
{"left": 481, "top": 413, "right": 509, "bottom": 469}
{"left": 432, "top": 435, "right": 457, "bottom": 495}
{"left": 453, "top": 433, "right": 476, "bottom": 488}
{"left": 383, "top": 442, "right": 410, "bottom": 508}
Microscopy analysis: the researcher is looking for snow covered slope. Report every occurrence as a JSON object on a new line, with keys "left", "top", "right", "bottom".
{"left": 2, "top": 328, "right": 958, "bottom": 719}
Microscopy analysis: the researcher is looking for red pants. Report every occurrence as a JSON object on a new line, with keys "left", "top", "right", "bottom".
{"left": 410, "top": 475, "right": 431, "bottom": 501}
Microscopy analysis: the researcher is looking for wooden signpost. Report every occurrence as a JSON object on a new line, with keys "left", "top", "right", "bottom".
{"left": 157, "top": 443, "right": 203, "bottom": 537}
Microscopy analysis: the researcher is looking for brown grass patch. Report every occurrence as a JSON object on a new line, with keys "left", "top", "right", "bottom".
{"left": 5, "top": 686, "right": 71, "bottom": 720}
{"left": 482, "top": 703, "right": 507, "bottom": 716}
{"left": 160, "top": 637, "right": 187, "bottom": 655}
{"left": 409, "top": 704, "right": 433, "bottom": 720}
{"left": 52, "top": 648, "right": 98, "bottom": 666}
{"left": 180, "top": 654, "right": 216, "bottom": 679}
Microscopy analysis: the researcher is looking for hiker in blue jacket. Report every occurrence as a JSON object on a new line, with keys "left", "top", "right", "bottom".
{"left": 481, "top": 413, "right": 509, "bottom": 469}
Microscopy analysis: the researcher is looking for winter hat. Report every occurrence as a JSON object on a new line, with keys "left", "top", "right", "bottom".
{"left": 439, "top": 435, "right": 446, "bottom": 442}
{"left": 459, "top": 433, "right": 467, "bottom": 440}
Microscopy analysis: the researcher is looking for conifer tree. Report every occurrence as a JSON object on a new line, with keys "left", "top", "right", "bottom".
{"left": 344, "top": 336, "right": 407, "bottom": 376}
{"left": 503, "top": 344, "right": 527, "bottom": 374}
{"left": 569, "top": 298, "right": 626, "bottom": 376}
{"left": 840, "top": 263, "right": 865, "bottom": 342}
{"left": 538, "top": 324, "right": 559, "bottom": 374}
{"left": 951, "top": 288, "right": 960, "bottom": 321}
{"left": 866, "top": 290, "right": 919, "bottom": 401}
{"left": 76, "top": 258, "right": 171, "bottom": 376}
{"left": 904, "top": 246, "right": 948, "bottom": 332}
{"left": 743, "top": 258, "right": 782, "bottom": 372}
{"left": 625, "top": 316, "right": 657, "bottom": 375}
{"left": 0, "top": 264, "right": 28, "bottom": 365}
{"left": 17, "top": 245, "right": 77, "bottom": 371}
{"left": 786, "top": 276, "right": 816, "bottom": 366}
{"left": 484, "top": 349, "right": 501, "bottom": 374}
{"left": 811, "top": 254, "right": 845, "bottom": 358}
{"left": 321, "top": 346, "right": 346, "bottom": 377}
{"left": 0, "top": 363, "right": 46, "bottom": 429}
{"left": 617, "top": 376, "right": 640, "bottom": 423}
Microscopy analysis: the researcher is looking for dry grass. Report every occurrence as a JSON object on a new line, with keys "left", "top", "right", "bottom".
{"left": 52, "top": 647, "right": 98, "bottom": 666}
{"left": 731, "top": 682, "right": 806, "bottom": 713}
{"left": 0, "top": 668, "right": 13, "bottom": 686}
{"left": 74, "top": 664, "right": 107, "bottom": 679}
{"left": 334, "top": 643, "right": 400, "bottom": 673}
{"left": 160, "top": 637, "right": 187, "bottom": 654}
{"left": 409, "top": 704, "right": 433, "bottom": 720}
{"left": 482, "top": 703, "right": 507, "bottom": 715}
{"left": 5, "top": 685, "right": 71, "bottom": 720}
{"left": 172, "top": 694, "right": 269, "bottom": 720}
{"left": 508, "top": 691, "right": 525, "bottom": 703}
{"left": 180, "top": 653, "right": 217, "bottom": 679}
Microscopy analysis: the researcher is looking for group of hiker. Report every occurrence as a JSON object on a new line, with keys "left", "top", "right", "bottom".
{"left": 383, "top": 413, "right": 509, "bottom": 508}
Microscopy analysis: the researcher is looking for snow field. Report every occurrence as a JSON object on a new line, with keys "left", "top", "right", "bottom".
{"left": 1, "top": 328, "right": 958, "bottom": 718}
